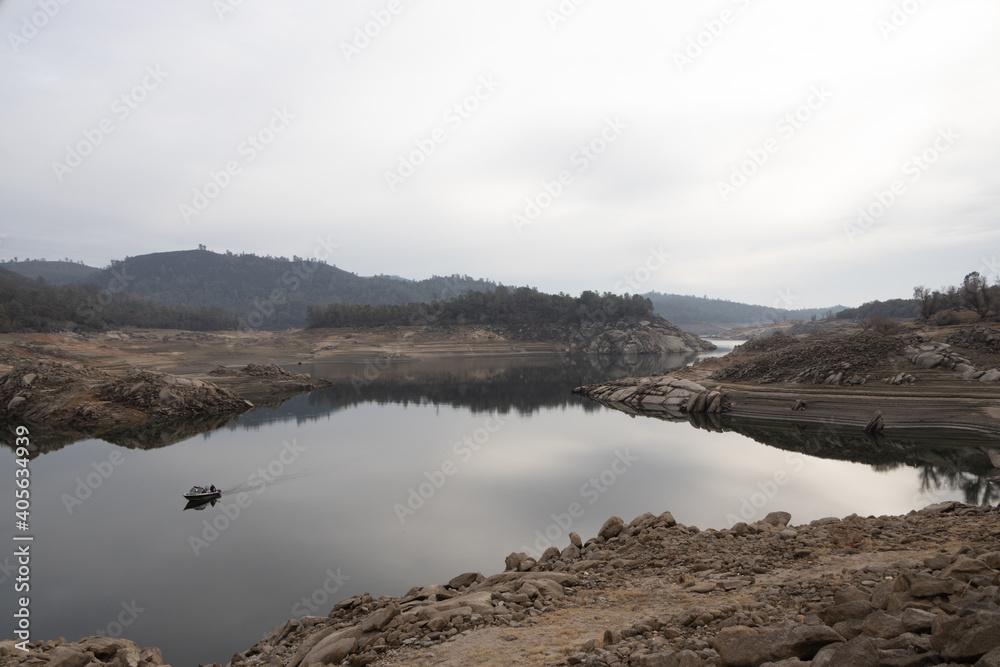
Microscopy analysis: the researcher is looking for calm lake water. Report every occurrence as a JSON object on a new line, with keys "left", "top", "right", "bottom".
{"left": 2, "top": 343, "right": 998, "bottom": 666}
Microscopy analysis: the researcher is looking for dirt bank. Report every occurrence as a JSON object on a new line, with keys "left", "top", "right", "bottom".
{"left": 575, "top": 325, "right": 1000, "bottom": 434}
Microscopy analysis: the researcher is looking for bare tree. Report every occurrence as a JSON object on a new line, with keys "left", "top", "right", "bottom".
{"left": 963, "top": 271, "right": 992, "bottom": 320}
{"left": 913, "top": 285, "right": 934, "bottom": 320}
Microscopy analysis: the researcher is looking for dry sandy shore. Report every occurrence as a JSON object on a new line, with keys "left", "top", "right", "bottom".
{"left": 0, "top": 326, "right": 560, "bottom": 374}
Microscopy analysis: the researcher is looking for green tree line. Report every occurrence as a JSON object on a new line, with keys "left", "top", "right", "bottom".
{"left": 0, "top": 268, "right": 234, "bottom": 332}
{"left": 306, "top": 287, "right": 655, "bottom": 328}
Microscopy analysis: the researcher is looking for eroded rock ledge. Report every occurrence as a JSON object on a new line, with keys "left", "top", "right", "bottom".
{"left": 572, "top": 376, "right": 730, "bottom": 415}
{"left": 0, "top": 360, "right": 329, "bottom": 433}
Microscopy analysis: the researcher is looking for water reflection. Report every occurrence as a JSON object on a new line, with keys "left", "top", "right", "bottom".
{"left": 220, "top": 353, "right": 699, "bottom": 430}
{"left": 606, "top": 402, "right": 1000, "bottom": 508}
{"left": 183, "top": 497, "right": 219, "bottom": 511}
{"left": 0, "top": 352, "right": 698, "bottom": 454}
{"left": 919, "top": 466, "right": 1000, "bottom": 506}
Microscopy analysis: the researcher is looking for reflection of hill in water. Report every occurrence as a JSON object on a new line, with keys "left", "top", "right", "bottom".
{"left": 724, "top": 418, "right": 1000, "bottom": 506}
{"left": 1, "top": 352, "right": 696, "bottom": 454}
{"left": 229, "top": 352, "right": 698, "bottom": 430}
{"left": 627, "top": 406, "right": 1000, "bottom": 506}
{"left": 0, "top": 412, "right": 242, "bottom": 458}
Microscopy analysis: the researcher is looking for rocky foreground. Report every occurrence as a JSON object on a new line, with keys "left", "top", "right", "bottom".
{"left": 11, "top": 503, "right": 1000, "bottom": 666}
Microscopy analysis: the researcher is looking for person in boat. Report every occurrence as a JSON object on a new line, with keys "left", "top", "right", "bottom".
{"left": 210, "top": 485, "right": 216, "bottom": 492}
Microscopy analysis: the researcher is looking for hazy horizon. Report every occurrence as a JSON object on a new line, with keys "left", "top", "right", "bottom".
{"left": 1, "top": 249, "right": 862, "bottom": 311}
{"left": 2, "top": 1, "right": 998, "bottom": 310}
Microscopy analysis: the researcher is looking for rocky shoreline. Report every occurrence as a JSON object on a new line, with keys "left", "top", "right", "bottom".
{"left": 0, "top": 357, "right": 329, "bottom": 452}
{"left": 573, "top": 327, "right": 1000, "bottom": 434}
{"left": 8, "top": 503, "right": 1000, "bottom": 666}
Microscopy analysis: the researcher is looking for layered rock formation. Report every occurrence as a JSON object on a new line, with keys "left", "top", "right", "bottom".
{"left": 573, "top": 376, "right": 729, "bottom": 416}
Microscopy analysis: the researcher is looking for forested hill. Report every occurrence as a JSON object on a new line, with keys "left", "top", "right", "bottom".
{"left": 0, "top": 267, "right": 232, "bottom": 332}
{"left": 1, "top": 259, "right": 102, "bottom": 285}
{"left": 6, "top": 250, "right": 497, "bottom": 330}
{"left": 644, "top": 292, "right": 845, "bottom": 325}
{"left": 307, "top": 288, "right": 655, "bottom": 328}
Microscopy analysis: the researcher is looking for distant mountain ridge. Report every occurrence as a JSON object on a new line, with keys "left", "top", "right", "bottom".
{"left": 2, "top": 253, "right": 849, "bottom": 332}
{"left": 0, "top": 259, "right": 102, "bottom": 285}
{"left": 3, "top": 250, "right": 497, "bottom": 330}
{"left": 644, "top": 292, "right": 846, "bottom": 327}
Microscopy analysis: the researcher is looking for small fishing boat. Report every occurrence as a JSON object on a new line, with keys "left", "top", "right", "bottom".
{"left": 183, "top": 485, "right": 221, "bottom": 501}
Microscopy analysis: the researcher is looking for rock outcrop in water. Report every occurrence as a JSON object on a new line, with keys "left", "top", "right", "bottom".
{"left": 579, "top": 319, "right": 716, "bottom": 356}
{"left": 572, "top": 375, "right": 730, "bottom": 415}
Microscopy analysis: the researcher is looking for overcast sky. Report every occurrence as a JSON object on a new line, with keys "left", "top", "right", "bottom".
{"left": 1, "top": 0, "right": 998, "bottom": 308}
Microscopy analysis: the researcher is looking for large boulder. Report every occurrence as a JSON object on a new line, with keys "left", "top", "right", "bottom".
{"left": 599, "top": 516, "right": 625, "bottom": 540}
{"left": 716, "top": 624, "right": 844, "bottom": 666}
{"left": 931, "top": 611, "right": 1000, "bottom": 661}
